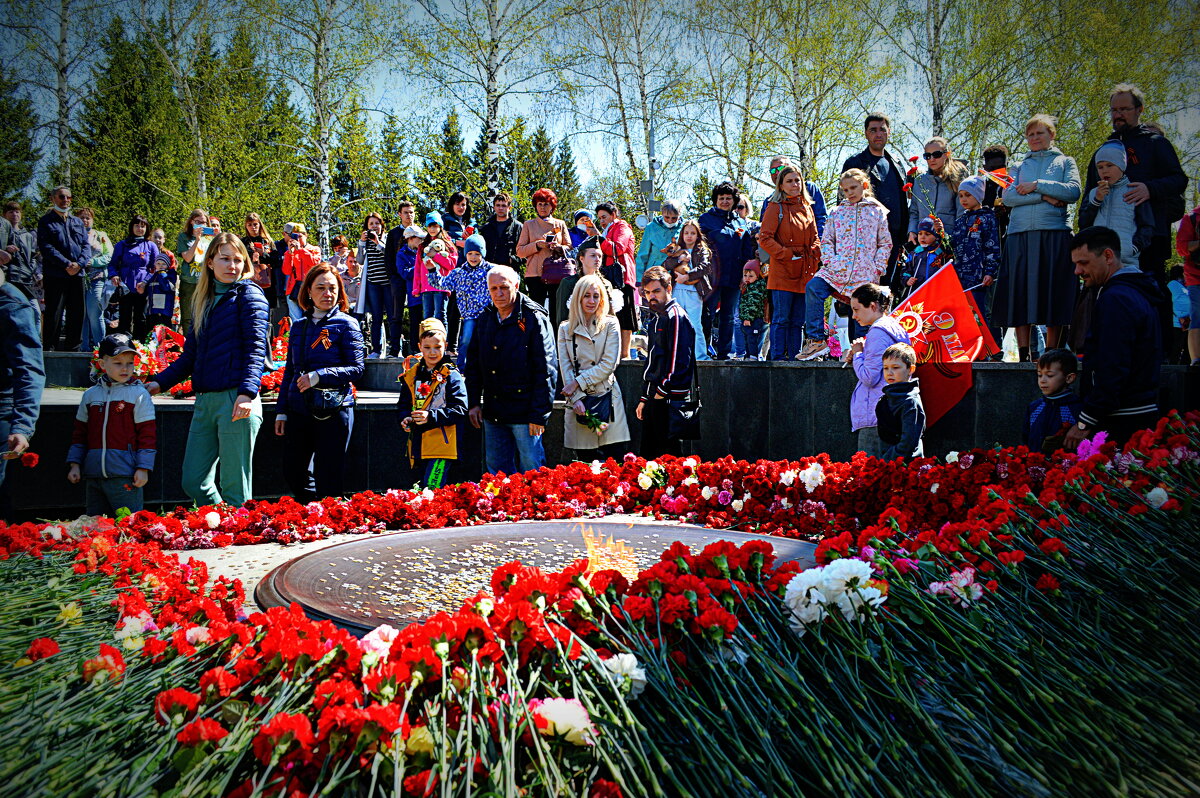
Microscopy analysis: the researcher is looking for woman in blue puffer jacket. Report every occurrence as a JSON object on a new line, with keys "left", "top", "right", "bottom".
{"left": 147, "top": 232, "right": 270, "bottom": 507}
{"left": 108, "top": 214, "right": 161, "bottom": 340}
{"left": 273, "top": 263, "right": 364, "bottom": 501}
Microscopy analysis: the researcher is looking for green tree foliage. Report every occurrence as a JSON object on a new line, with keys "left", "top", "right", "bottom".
{"left": 0, "top": 69, "right": 40, "bottom": 199}
{"left": 376, "top": 115, "right": 414, "bottom": 222}
{"left": 687, "top": 172, "right": 715, "bottom": 218}
{"left": 553, "top": 139, "right": 584, "bottom": 219}
{"left": 70, "top": 17, "right": 193, "bottom": 232}
{"left": 415, "top": 111, "right": 479, "bottom": 218}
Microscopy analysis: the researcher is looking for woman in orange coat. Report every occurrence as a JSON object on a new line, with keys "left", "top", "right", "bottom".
{"left": 757, "top": 164, "right": 822, "bottom": 360}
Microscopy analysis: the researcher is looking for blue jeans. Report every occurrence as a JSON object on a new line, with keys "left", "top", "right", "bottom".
{"left": 674, "top": 285, "right": 709, "bottom": 362}
{"left": 422, "top": 291, "right": 447, "bottom": 325}
{"left": 457, "top": 317, "right": 477, "bottom": 371}
{"left": 706, "top": 285, "right": 739, "bottom": 358}
{"left": 742, "top": 318, "right": 765, "bottom": 359}
{"left": 804, "top": 276, "right": 834, "bottom": 340}
{"left": 81, "top": 278, "right": 109, "bottom": 351}
{"left": 85, "top": 476, "right": 143, "bottom": 516}
{"left": 483, "top": 420, "right": 545, "bottom": 476}
{"left": 287, "top": 297, "right": 305, "bottom": 323}
{"left": 769, "top": 289, "right": 805, "bottom": 360}
{"left": 363, "top": 279, "right": 393, "bottom": 354}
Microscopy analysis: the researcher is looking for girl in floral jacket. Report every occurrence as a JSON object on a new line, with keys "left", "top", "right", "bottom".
{"left": 802, "top": 169, "right": 891, "bottom": 348}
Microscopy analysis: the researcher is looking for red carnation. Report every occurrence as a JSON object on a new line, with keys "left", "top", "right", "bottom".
{"left": 25, "top": 637, "right": 59, "bottom": 660}
{"left": 1035, "top": 574, "right": 1061, "bottom": 593}
{"left": 252, "top": 712, "right": 314, "bottom": 765}
{"left": 155, "top": 688, "right": 200, "bottom": 725}
{"left": 902, "top": 182, "right": 914, "bottom": 192}
{"left": 590, "top": 779, "right": 625, "bottom": 798}
{"left": 19, "top": 452, "right": 38, "bottom": 468}
{"left": 177, "top": 717, "right": 229, "bottom": 746}
{"left": 82, "top": 644, "right": 126, "bottom": 684}
{"left": 199, "top": 666, "right": 240, "bottom": 698}
{"left": 1039, "top": 538, "right": 1068, "bottom": 556}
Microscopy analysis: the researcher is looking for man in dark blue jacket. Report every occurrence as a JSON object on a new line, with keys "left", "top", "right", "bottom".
{"left": 1064, "top": 226, "right": 1163, "bottom": 451}
{"left": 842, "top": 113, "right": 909, "bottom": 292}
{"left": 0, "top": 269, "right": 45, "bottom": 520}
{"left": 1081, "top": 85, "right": 1189, "bottom": 293}
{"left": 465, "top": 265, "right": 556, "bottom": 476}
{"left": 36, "top": 186, "right": 91, "bottom": 351}
{"left": 699, "top": 181, "right": 755, "bottom": 360}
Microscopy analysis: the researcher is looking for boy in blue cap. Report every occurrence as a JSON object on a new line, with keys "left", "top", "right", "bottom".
{"left": 442, "top": 234, "right": 492, "bottom": 370}
{"left": 1080, "top": 141, "right": 1155, "bottom": 270}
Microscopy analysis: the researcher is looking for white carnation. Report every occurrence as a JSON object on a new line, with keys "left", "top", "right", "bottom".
{"left": 204, "top": 511, "right": 221, "bottom": 530}
{"left": 530, "top": 698, "right": 596, "bottom": 746}
{"left": 1145, "top": 487, "right": 1169, "bottom": 510}
{"left": 637, "top": 473, "right": 653, "bottom": 490}
{"left": 799, "top": 463, "right": 824, "bottom": 493}
{"left": 602, "top": 653, "right": 647, "bottom": 699}
{"left": 945, "top": 451, "right": 959, "bottom": 464}
{"left": 731, "top": 499, "right": 744, "bottom": 512}
{"left": 779, "top": 469, "right": 797, "bottom": 487}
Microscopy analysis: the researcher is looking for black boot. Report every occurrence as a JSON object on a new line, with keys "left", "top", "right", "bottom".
{"left": 1018, "top": 346, "right": 1030, "bottom": 363}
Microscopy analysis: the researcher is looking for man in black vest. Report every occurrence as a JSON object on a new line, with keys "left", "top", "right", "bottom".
{"left": 842, "top": 113, "right": 909, "bottom": 294}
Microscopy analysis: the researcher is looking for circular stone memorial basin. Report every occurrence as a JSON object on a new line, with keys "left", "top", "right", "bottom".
{"left": 255, "top": 520, "right": 817, "bottom": 636}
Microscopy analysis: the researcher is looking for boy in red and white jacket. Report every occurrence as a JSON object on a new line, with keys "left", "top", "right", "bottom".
{"left": 67, "top": 333, "right": 156, "bottom": 515}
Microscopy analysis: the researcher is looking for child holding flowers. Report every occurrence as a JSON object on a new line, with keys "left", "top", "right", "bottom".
{"left": 398, "top": 318, "right": 467, "bottom": 489}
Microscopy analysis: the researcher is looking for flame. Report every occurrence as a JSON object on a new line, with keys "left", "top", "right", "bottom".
{"left": 581, "top": 525, "right": 640, "bottom": 581}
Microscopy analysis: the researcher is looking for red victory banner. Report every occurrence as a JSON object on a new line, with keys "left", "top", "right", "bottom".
{"left": 891, "top": 263, "right": 999, "bottom": 427}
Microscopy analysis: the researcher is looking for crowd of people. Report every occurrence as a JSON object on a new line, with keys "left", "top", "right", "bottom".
{"left": 0, "top": 82, "right": 1194, "bottom": 517}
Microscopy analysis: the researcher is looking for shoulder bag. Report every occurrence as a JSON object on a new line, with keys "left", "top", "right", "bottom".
{"left": 297, "top": 317, "right": 351, "bottom": 420}
{"left": 571, "top": 328, "right": 613, "bottom": 425}
{"left": 667, "top": 364, "right": 702, "bottom": 440}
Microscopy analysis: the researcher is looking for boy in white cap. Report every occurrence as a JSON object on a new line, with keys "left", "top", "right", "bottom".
{"left": 1080, "top": 141, "right": 1156, "bottom": 270}
{"left": 951, "top": 174, "right": 1001, "bottom": 321}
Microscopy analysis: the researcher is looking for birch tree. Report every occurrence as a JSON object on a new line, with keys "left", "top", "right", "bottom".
{"left": 0, "top": 0, "right": 114, "bottom": 184}
{"left": 403, "top": 0, "right": 583, "bottom": 199}
{"left": 250, "top": 0, "right": 385, "bottom": 249}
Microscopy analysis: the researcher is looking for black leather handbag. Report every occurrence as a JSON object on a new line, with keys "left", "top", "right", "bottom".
{"left": 667, "top": 366, "right": 702, "bottom": 440}
{"left": 571, "top": 336, "right": 613, "bottom": 425}
{"left": 297, "top": 318, "right": 350, "bottom": 421}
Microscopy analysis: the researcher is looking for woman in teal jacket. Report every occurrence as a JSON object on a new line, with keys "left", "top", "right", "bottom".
{"left": 634, "top": 199, "right": 683, "bottom": 283}
{"left": 994, "top": 114, "right": 1082, "bottom": 360}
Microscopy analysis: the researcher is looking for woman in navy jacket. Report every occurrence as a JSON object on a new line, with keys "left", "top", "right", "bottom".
{"left": 108, "top": 214, "right": 161, "bottom": 340}
{"left": 146, "top": 232, "right": 270, "bottom": 507}
{"left": 273, "top": 263, "right": 364, "bottom": 501}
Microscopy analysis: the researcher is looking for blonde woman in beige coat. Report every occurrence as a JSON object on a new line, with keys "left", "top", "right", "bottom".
{"left": 557, "top": 274, "right": 631, "bottom": 457}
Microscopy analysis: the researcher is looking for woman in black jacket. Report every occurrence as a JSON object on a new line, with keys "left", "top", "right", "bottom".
{"left": 274, "top": 263, "right": 365, "bottom": 501}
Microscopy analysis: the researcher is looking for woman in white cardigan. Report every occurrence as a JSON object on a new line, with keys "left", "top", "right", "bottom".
{"left": 557, "top": 274, "right": 631, "bottom": 458}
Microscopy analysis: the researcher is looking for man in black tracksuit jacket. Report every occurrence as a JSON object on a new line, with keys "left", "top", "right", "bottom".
{"left": 1065, "top": 227, "right": 1163, "bottom": 451}
{"left": 638, "top": 266, "right": 695, "bottom": 458}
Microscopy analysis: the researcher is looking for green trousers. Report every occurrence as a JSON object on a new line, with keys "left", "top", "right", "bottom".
{"left": 181, "top": 389, "right": 262, "bottom": 507}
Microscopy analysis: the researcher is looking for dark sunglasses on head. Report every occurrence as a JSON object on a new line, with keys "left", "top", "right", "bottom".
{"left": 923, "top": 150, "right": 946, "bottom": 160}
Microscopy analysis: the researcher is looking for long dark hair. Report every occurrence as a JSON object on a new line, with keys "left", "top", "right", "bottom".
{"left": 445, "top": 191, "right": 472, "bottom": 224}
{"left": 126, "top": 214, "right": 150, "bottom": 242}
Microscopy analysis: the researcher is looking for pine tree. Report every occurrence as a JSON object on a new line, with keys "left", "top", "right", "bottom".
{"left": 553, "top": 138, "right": 584, "bottom": 220}
{"left": 376, "top": 114, "right": 412, "bottom": 221}
{"left": 524, "top": 126, "right": 556, "bottom": 198}
{"left": 71, "top": 17, "right": 192, "bottom": 231}
{"left": 0, "top": 69, "right": 40, "bottom": 199}
{"left": 688, "top": 172, "right": 716, "bottom": 218}
{"left": 415, "top": 111, "right": 478, "bottom": 218}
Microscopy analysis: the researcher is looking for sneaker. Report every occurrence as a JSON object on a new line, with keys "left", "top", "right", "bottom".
{"left": 796, "top": 340, "right": 829, "bottom": 361}
{"left": 367, "top": 352, "right": 380, "bottom": 359}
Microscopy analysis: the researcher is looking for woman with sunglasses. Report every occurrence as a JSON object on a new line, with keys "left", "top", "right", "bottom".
{"left": 907, "top": 138, "right": 968, "bottom": 245}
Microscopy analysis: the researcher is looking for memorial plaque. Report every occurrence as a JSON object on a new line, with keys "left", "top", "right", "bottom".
{"left": 255, "top": 520, "right": 817, "bottom": 636}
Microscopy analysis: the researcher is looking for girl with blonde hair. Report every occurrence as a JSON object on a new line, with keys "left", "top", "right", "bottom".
{"left": 146, "top": 231, "right": 270, "bottom": 506}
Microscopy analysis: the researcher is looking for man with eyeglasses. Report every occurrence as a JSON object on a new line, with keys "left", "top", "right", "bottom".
{"left": 1081, "top": 84, "right": 1188, "bottom": 297}
{"left": 36, "top": 186, "right": 91, "bottom": 351}
{"left": 842, "top": 113, "right": 909, "bottom": 293}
